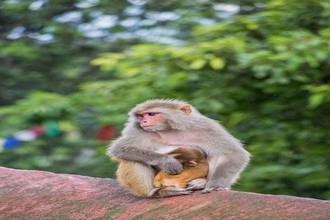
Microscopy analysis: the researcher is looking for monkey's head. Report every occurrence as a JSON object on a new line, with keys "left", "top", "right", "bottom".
{"left": 129, "top": 99, "right": 201, "bottom": 132}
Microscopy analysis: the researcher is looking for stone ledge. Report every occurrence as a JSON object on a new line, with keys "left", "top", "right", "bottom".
{"left": 0, "top": 166, "right": 329, "bottom": 220}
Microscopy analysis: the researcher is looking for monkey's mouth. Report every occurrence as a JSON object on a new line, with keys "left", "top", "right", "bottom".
{"left": 141, "top": 125, "right": 153, "bottom": 128}
{"left": 142, "top": 125, "right": 161, "bottom": 132}
{"left": 141, "top": 125, "right": 155, "bottom": 129}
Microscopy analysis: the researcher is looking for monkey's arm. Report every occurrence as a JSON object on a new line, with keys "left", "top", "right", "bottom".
{"left": 107, "top": 139, "right": 183, "bottom": 174}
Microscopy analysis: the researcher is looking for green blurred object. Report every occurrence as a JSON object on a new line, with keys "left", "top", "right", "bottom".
{"left": 44, "top": 121, "right": 61, "bottom": 137}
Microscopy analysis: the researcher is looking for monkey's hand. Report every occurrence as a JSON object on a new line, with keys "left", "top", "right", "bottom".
{"left": 202, "top": 180, "right": 230, "bottom": 193}
{"left": 187, "top": 178, "right": 207, "bottom": 191}
{"left": 158, "top": 156, "right": 183, "bottom": 174}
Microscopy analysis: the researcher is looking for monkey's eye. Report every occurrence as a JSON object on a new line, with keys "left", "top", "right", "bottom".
{"left": 147, "top": 112, "right": 158, "bottom": 116}
{"left": 136, "top": 114, "right": 143, "bottom": 119}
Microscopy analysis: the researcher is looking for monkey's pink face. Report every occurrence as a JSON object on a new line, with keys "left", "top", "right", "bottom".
{"left": 135, "top": 111, "right": 167, "bottom": 131}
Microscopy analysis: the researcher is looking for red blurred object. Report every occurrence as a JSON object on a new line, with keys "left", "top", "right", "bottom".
{"left": 96, "top": 125, "right": 116, "bottom": 141}
{"left": 30, "top": 126, "right": 45, "bottom": 137}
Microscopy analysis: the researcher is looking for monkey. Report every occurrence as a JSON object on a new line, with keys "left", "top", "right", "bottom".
{"left": 107, "top": 99, "right": 250, "bottom": 197}
{"left": 111, "top": 145, "right": 199, "bottom": 197}
{"left": 153, "top": 147, "right": 209, "bottom": 189}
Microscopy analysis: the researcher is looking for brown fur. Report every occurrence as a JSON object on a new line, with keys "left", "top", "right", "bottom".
{"left": 153, "top": 147, "right": 209, "bottom": 189}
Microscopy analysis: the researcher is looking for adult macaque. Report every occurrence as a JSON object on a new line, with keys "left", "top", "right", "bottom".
{"left": 153, "top": 147, "right": 209, "bottom": 189}
{"left": 107, "top": 99, "right": 250, "bottom": 197}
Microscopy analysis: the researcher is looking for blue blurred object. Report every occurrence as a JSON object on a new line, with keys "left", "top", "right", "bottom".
{"left": 3, "top": 136, "right": 21, "bottom": 150}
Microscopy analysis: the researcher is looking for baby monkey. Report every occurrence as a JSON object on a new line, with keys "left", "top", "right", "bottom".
{"left": 153, "top": 147, "right": 209, "bottom": 189}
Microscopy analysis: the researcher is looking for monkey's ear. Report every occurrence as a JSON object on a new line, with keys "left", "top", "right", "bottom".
{"left": 179, "top": 105, "right": 192, "bottom": 114}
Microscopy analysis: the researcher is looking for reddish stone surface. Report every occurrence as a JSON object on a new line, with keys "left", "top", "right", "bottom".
{"left": 0, "top": 166, "right": 329, "bottom": 220}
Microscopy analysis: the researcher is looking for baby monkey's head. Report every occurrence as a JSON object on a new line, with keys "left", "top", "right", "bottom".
{"left": 166, "top": 147, "right": 206, "bottom": 167}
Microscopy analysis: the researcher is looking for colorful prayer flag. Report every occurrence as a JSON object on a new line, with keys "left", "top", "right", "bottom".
{"left": 3, "top": 136, "right": 20, "bottom": 150}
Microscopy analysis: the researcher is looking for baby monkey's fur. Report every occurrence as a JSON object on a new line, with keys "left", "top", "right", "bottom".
{"left": 153, "top": 147, "right": 209, "bottom": 189}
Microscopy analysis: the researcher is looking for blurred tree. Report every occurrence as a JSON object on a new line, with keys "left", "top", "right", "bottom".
{"left": 0, "top": 0, "right": 329, "bottom": 199}
{"left": 0, "top": 0, "right": 264, "bottom": 105}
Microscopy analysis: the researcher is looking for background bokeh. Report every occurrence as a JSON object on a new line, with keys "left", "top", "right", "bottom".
{"left": 0, "top": 0, "right": 329, "bottom": 199}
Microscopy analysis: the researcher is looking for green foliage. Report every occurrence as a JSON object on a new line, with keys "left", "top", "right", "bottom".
{"left": 0, "top": 0, "right": 329, "bottom": 199}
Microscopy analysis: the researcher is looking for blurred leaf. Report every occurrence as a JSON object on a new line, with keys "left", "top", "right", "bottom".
{"left": 308, "top": 94, "right": 326, "bottom": 108}
{"left": 189, "top": 59, "right": 207, "bottom": 70}
{"left": 209, "top": 57, "right": 225, "bottom": 70}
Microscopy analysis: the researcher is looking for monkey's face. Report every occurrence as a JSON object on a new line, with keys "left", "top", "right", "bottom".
{"left": 135, "top": 111, "right": 170, "bottom": 132}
